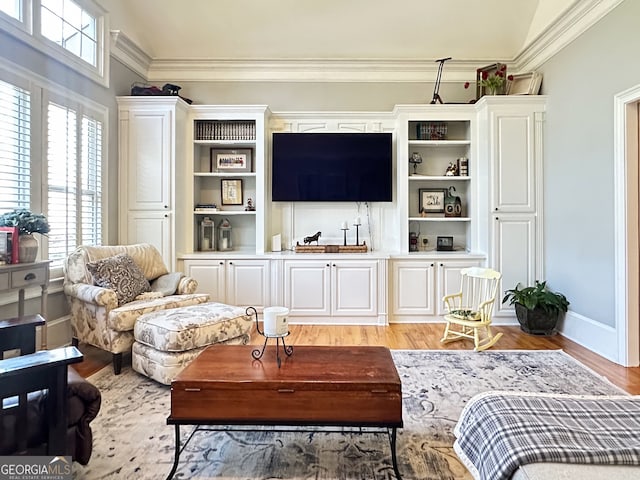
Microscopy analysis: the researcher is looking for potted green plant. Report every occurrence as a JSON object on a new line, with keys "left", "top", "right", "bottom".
{"left": 0, "top": 209, "right": 49, "bottom": 263}
{"left": 502, "top": 281, "right": 570, "bottom": 335}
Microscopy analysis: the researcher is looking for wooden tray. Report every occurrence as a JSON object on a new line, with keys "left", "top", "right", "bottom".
{"left": 295, "top": 242, "right": 368, "bottom": 253}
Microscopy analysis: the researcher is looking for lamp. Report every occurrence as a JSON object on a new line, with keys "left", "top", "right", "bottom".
{"left": 218, "top": 218, "right": 233, "bottom": 251}
{"left": 409, "top": 152, "right": 422, "bottom": 175}
{"left": 199, "top": 217, "right": 215, "bottom": 251}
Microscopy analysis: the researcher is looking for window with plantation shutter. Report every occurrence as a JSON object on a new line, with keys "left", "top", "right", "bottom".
{"left": 46, "top": 100, "right": 102, "bottom": 271}
{"left": 0, "top": 0, "right": 22, "bottom": 21}
{"left": 0, "top": 78, "right": 30, "bottom": 213}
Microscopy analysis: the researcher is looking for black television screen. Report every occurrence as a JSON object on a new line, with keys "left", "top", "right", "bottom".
{"left": 271, "top": 132, "right": 393, "bottom": 202}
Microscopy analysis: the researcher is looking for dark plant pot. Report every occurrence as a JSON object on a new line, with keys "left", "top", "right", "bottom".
{"left": 515, "top": 303, "right": 560, "bottom": 336}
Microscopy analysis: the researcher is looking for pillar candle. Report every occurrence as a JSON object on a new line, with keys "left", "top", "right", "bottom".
{"left": 341, "top": 221, "right": 348, "bottom": 229}
{"left": 354, "top": 217, "right": 361, "bottom": 225}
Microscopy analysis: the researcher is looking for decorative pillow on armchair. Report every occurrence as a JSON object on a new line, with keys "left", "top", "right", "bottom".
{"left": 87, "top": 253, "right": 151, "bottom": 306}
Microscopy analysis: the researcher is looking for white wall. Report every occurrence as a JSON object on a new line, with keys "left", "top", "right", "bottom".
{"left": 537, "top": 0, "right": 640, "bottom": 361}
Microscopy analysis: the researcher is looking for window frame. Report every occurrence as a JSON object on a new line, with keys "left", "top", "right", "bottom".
{"left": 0, "top": 62, "right": 108, "bottom": 282}
{"left": 0, "top": 0, "right": 109, "bottom": 87}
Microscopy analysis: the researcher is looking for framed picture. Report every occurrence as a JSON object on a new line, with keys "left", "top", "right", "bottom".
{"left": 221, "top": 179, "right": 243, "bottom": 205}
{"left": 210, "top": 148, "right": 252, "bottom": 173}
{"left": 476, "top": 63, "right": 507, "bottom": 99}
{"left": 419, "top": 188, "right": 446, "bottom": 214}
{"left": 507, "top": 72, "right": 543, "bottom": 95}
{"left": 0, "top": 226, "right": 19, "bottom": 263}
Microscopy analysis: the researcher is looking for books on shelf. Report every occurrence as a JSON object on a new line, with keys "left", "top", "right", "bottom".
{"left": 195, "top": 120, "right": 255, "bottom": 141}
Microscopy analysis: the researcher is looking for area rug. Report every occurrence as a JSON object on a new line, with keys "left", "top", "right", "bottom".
{"left": 73, "top": 350, "right": 625, "bottom": 480}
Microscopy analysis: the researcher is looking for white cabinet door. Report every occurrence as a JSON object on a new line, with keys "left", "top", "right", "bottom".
{"left": 126, "top": 211, "right": 173, "bottom": 270}
{"left": 284, "top": 261, "right": 331, "bottom": 316}
{"left": 183, "top": 259, "right": 226, "bottom": 301}
{"left": 490, "top": 111, "right": 536, "bottom": 213}
{"left": 392, "top": 260, "right": 436, "bottom": 316}
{"left": 332, "top": 261, "right": 378, "bottom": 316}
{"left": 125, "top": 109, "right": 172, "bottom": 211}
{"left": 492, "top": 214, "right": 537, "bottom": 316}
{"left": 226, "top": 259, "right": 270, "bottom": 308}
{"left": 436, "top": 259, "right": 483, "bottom": 315}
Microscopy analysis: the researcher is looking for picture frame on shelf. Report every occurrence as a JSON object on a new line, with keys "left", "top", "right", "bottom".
{"left": 419, "top": 188, "right": 446, "bottom": 214}
{"left": 221, "top": 179, "right": 243, "bottom": 205}
{"left": 210, "top": 148, "right": 253, "bottom": 173}
{"left": 507, "top": 72, "right": 542, "bottom": 95}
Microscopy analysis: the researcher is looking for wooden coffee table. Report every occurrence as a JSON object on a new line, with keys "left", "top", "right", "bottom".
{"left": 167, "top": 344, "right": 403, "bottom": 479}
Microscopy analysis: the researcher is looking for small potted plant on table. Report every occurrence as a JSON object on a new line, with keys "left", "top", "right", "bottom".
{"left": 502, "top": 281, "right": 570, "bottom": 335}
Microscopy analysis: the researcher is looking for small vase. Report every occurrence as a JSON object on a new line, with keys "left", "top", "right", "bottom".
{"left": 19, "top": 234, "right": 38, "bottom": 263}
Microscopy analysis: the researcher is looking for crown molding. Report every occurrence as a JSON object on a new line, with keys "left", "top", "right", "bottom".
{"left": 110, "top": 30, "right": 151, "bottom": 79}
{"left": 114, "top": 0, "right": 623, "bottom": 83}
{"left": 513, "top": 0, "right": 624, "bottom": 73}
{"left": 145, "top": 58, "right": 493, "bottom": 83}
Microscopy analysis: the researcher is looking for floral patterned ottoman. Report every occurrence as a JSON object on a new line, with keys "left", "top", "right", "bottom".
{"left": 132, "top": 302, "right": 253, "bottom": 385}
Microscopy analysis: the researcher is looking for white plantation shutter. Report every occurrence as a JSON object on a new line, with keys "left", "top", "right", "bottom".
{"left": 80, "top": 116, "right": 102, "bottom": 245}
{"left": 47, "top": 100, "right": 103, "bottom": 270}
{"left": 0, "top": 79, "right": 30, "bottom": 212}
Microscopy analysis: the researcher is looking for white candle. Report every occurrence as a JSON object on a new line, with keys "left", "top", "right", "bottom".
{"left": 202, "top": 238, "right": 210, "bottom": 250}
{"left": 354, "top": 216, "right": 361, "bottom": 225}
{"left": 341, "top": 221, "right": 348, "bottom": 229}
{"left": 263, "top": 306, "right": 289, "bottom": 336}
{"left": 221, "top": 238, "right": 228, "bottom": 249}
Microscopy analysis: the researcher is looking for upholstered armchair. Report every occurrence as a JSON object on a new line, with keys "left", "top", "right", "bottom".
{"left": 63, "top": 243, "right": 210, "bottom": 374}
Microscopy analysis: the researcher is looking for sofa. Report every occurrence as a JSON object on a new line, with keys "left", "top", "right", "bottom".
{"left": 63, "top": 243, "right": 210, "bottom": 374}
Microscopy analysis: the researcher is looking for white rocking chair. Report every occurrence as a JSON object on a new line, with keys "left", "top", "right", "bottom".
{"left": 441, "top": 267, "right": 503, "bottom": 351}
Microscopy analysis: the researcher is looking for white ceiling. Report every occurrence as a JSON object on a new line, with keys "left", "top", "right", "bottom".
{"left": 101, "top": 0, "right": 617, "bottom": 82}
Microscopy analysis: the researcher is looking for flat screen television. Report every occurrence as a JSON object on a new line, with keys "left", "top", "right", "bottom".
{"left": 271, "top": 132, "right": 393, "bottom": 202}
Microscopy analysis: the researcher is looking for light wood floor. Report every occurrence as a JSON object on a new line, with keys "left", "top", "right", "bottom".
{"left": 73, "top": 323, "right": 640, "bottom": 394}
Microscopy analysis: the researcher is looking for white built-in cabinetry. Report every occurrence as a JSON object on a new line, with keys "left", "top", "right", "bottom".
{"left": 182, "top": 257, "right": 270, "bottom": 308}
{"left": 477, "top": 97, "right": 545, "bottom": 317}
{"left": 117, "top": 96, "right": 545, "bottom": 325}
{"left": 117, "top": 97, "right": 189, "bottom": 270}
{"left": 282, "top": 257, "right": 387, "bottom": 325}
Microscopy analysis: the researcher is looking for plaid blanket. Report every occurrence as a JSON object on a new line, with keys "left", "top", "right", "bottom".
{"left": 453, "top": 391, "right": 640, "bottom": 480}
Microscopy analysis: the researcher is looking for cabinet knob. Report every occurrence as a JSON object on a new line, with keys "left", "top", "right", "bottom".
{"left": 229, "top": 262, "right": 233, "bottom": 265}
{"left": 326, "top": 264, "right": 330, "bottom": 267}
{"left": 430, "top": 263, "right": 434, "bottom": 267}
{"left": 440, "top": 263, "right": 444, "bottom": 267}
{"left": 164, "top": 205, "right": 168, "bottom": 209}
{"left": 164, "top": 214, "right": 168, "bottom": 218}
{"left": 332, "top": 264, "right": 336, "bottom": 267}
{"left": 495, "top": 207, "right": 498, "bottom": 211}
{"left": 219, "top": 261, "right": 224, "bottom": 265}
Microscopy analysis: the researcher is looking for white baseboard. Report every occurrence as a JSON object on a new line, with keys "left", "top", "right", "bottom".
{"left": 557, "top": 310, "right": 620, "bottom": 364}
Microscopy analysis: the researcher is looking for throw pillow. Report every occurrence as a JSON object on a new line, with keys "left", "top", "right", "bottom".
{"left": 87, "top": 253, "right": 151, "bottom": 306}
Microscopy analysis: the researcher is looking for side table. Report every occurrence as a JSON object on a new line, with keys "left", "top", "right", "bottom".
{"left": 0, "top": 261, "right": 50, "bottom": 350}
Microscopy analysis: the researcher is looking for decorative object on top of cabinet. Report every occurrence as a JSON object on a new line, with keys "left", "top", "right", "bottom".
{"left": 195, "top": 120, "right": 256, "bottom": 141}
{"left": 473, "top": 63, "right": 510, "bottom": 98}
{"left": 303, "top": 231, "right": 321, "bottom": 245}
{"left": 199, "top": 217, "right": 215, "bottom": 251}
{"left": 210, "top": 148, "right": 252, "bottom": 173}
{"left": 437, "top": 236, "right": 454, "bottom": 251}
{"left": 218, "top": 218, "right": 233, "bottom": 251}
{"left": 444, "top": 186, "right": 462, "bottom": 218}
{"left": 409, "top": 152, "right": 422, "bottom": 175}
{"left": 506, "top": 72, "right": 543, "bottom": 95}
{"left": 221, "top": 179, "right": 243, "bottom": 205}
{"left": 416, "top": 122, "right": 447, "bottom": 140}
{"left": 419, "top": 188, "right": 446, "bottom": 214}
{"left": 429, "top": 57, "right": 451, "bottom": 105}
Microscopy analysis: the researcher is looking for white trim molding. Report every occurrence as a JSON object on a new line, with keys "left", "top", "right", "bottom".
{"left": 110, "top": 29, "right": 152, "bottom": 79}
{"left": 558, "top": 310, "right": 620, "bottom": 363}
{"left": 146, "top": 58, "right": 487, "bottom": 84}
{"left": 613, "top": 83, "right": 640, "bottom": 367}
{"left": 514, "top": 0, "right": 624, "bottom": 73}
